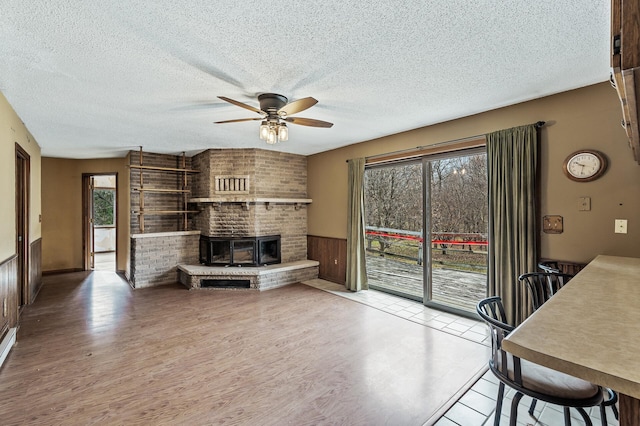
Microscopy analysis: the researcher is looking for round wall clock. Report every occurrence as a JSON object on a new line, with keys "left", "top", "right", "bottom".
{"left": 562, "top": 149, "right": 607, "bottom": 182}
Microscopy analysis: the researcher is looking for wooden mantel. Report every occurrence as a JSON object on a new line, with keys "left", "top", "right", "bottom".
{"left": 189, "top": 197, "right": 312, "bottom": 204}
{"left": 189, "top": 197, "right": 312, "bottom": 211}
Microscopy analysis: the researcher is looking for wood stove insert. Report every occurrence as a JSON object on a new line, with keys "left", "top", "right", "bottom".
{"left": 199, "top": 235, "right": 281, "bottom": 266}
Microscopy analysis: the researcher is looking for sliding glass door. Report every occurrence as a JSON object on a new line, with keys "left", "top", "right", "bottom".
{"left": 424, "top": 151, "right": 488, "bottom": 312}
{"left": 364, "top": 161, "right": 423, "bottom": 300}
{"left": 364, "top": 148, "right": 488, "bottom": 314}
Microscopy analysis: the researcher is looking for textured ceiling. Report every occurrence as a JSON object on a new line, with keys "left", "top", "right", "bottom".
{"left": 1, "top": 1, "right": 610, "bottom": 159}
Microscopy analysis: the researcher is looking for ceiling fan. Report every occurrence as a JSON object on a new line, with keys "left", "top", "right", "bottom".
{"left": 215, "top": 93, "right": 333, "bottom": 144}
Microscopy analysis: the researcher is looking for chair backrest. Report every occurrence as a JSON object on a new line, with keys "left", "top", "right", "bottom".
{"left": 476, "top": 297, "right": 522, "bottom": 384}
{"left": 538, "top": 261, "right": 560, "bottom": 273}
{"left": 477, "top": 298, "right": 605, "bottom": 413}
{"left": 518, "top": 272, "right": 574, "bottom": 311}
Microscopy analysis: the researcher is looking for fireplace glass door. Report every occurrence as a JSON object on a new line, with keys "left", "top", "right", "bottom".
{"left": 231, "top": 240, "right": 255, "bottom": 265}
{"left": 199, "top": 235, "right": 281, "bottom": 266}
{"left": 258, "top": 237, "right": 281, "bottom": 265}
{"left": 210, "top": 240, "right": 231, "bottom": 264}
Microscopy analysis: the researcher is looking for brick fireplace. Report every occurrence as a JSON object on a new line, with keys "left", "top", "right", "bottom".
{"left": 128, "top": 148, "right": 318, "bottom": 289}
{"left": 190, "top": 148, "right": 309, "bottom": 263}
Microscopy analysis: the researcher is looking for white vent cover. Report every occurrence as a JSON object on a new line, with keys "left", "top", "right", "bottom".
{"left": 215, "top": 176, "right": 250, "bottom": 194}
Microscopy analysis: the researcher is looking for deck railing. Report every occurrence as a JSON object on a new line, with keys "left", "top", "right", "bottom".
{"left": 365, "top": 226, "right": 487, "bottom": 272}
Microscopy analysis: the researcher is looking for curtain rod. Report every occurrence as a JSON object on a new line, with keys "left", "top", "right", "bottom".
{"left": 346, "top": 121, "right": 545, "bottom": 163}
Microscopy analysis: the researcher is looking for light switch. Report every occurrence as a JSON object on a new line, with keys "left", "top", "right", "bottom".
{"left": 615, "top": 219, "right": 628, "bottom": 234}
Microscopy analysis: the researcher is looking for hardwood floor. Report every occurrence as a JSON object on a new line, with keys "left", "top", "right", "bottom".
{"left": 0, "top": 272, "right": 489, "bottom": 425}
{"left": 93, "top": 252, "right": 115, "bottom": 271}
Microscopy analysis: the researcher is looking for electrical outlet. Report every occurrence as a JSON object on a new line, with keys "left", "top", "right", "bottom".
{"left": 334, "top": 259, "right": 338, "bottom": 265}
{"left": 543, "top": 215, "right": 563, "bottom": 234}
{"left": 615, "top": 219, "right": 628, "bottom": 234}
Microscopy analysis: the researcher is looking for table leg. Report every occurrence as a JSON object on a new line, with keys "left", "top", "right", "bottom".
{"left": 619, "top": 393, "right": 640, "bottom": 426}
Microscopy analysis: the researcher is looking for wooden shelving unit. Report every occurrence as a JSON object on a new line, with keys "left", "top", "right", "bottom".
{"left": 130, "top": 165, "right": 200, "bottom": 173}
{"left": 611, "top": 0, "right": 640, "bottom": 164}
{"left": 131, "top": 147, "right": 199, "bottom": 233}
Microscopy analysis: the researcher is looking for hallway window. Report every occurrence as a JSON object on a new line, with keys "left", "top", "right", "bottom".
{"left": 93, "top": 189, "right": 115, "bottom": 226}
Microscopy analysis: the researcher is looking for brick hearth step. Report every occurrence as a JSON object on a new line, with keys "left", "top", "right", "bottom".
{"left": 178, "top": 260, "right": 319, "bottom": 291}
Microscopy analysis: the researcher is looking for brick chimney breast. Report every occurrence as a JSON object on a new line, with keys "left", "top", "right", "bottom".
{"left": 191, "top": 148, "right": 308, "bottom": 263}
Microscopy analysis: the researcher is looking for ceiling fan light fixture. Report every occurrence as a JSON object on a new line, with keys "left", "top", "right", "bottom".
{"left": 217, "top": 93, "right": 333, "bottom": 144}
{"left": 278, "top": 123, "right": 288, "bottom": 142}
{"left": 267, "top": 127, "right": 277, "bottom": 144}
{"left": 259, "top": 121, "right": 269, "bottom": 140}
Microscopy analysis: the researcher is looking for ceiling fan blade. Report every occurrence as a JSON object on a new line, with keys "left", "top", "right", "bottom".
{"left": 278, "top": 97, "right": 318, "bottom": 116}
{"left": 218, "top": 96, "right": 265, "bottom": 115}
{"left": 214, "top": 117, "right": 263, "bottom": 124}
{"left": 284, "top": 117, "right": 334, "bottom": 128}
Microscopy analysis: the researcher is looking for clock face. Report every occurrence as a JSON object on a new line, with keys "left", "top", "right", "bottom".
{"left": 563, "top": 150, "right": 607, "bottom": 182}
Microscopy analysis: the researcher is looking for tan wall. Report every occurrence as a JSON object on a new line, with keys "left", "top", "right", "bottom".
{"left": 0, "top": 92, "right": 42, "bottom": 260}
{"left": 308, "top": 82, "right": 640, "bottom": 264}
{"left": 41, "top": 157, "right": 130, "bottom": 272}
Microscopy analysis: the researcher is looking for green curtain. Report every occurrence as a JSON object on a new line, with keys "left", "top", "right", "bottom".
{"left": 346, "top": 158, "right": 368, "bottom": 292}
{"left": 487, "top": 124, "right": 538, "bottom": 326}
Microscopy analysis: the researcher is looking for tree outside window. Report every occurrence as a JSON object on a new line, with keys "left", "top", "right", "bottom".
{"left": 93, "top": 189, "right": 115, "bottom": 226}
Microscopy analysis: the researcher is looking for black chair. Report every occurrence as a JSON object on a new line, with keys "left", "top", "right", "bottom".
{"left": 517, "top": 272, "right": 619, "bottom": 424}
{"left": 518, "top": 271, "right": 574, "bottom": 311}
{"left": 477, "top": 296, "right": 603, "bottom": 426}
{"left": 538, "top": 260, "right": 560, "bottom": 274}
{"left": 538, "top": 260, "right": 561, "bottom": 273}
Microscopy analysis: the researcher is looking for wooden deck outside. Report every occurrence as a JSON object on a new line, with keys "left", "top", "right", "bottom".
{"left": 365, "top": 254, "right": 487, "bottom": 312}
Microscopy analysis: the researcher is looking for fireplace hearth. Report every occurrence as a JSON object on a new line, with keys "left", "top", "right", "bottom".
{"left": 199, "top": 235, "right": 281, "bottom": 266}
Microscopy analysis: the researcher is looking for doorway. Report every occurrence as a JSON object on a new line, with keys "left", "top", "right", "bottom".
{"left": 83, "top": 173, "right": 117, "bottom": 271}
{"left": 424, "top": 151, "right": 488, "bottom": 312}
{"left": 364, "top": 148, "right": 488, "bottom": 315}
{"left": 364, "top": 161, "right": 423, "bottom": 300}
{"left": 15, "top": 144, "right": 30, "bottom": 308}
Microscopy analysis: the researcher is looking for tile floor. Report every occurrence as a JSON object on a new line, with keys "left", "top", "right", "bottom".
{"left": 302, "top": 278, "right": 489, "bottom": 344}
{"left": 302, "top": 279, "right": 619, "bottom": 426}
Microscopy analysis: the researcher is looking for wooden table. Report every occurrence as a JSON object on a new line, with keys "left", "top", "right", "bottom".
{"left": 503, "top": 255, "right": 640, "bottom": 426}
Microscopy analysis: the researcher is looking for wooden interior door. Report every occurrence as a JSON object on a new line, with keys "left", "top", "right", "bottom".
{"left": 82, "top": 175, "right": 95, "bottom": 270}
{"left": 89, "top": 176, "right": 95, "bottom": 269}
{"left": 15, "top": 144, "right": 30, "bottom": 308}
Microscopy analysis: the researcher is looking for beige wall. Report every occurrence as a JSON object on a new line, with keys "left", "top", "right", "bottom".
{"left": 308, "top": 82, "right": 640, "bottom": 264}
{"left": 0, "top": 92, "right": 42, "bottom": 260}
{"left": 10, "top": 82, "right": 640, "bottom": 273}
{"left": 41, "top": 157, "right": 130, "bottom": 272}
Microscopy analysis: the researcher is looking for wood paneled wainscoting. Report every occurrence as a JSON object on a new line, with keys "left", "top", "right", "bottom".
{"left": 307, "top": 235, "right": 347, "bottom": 285}
{"left": 556, "top": 260, "right": 587, "bottom": 275}
{"left": 0, "top": 255, "right": 18, "bottom": 331}
{"left": 29, "top": 238, "right": 42, "bottom": 304}
{"left": 540, "top": 258, "right": 587, "bottom": 275}
{"left": 0, "top": 255, "right": 18, "bottom": 362}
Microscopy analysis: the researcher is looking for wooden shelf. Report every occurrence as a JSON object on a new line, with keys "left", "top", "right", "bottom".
{"left": 611, "top": 0, "right": 640, "bottom": 164}
{"left": 132, "top": 148, "right": 200, "bottom": 233}
{"left": 134, "top": 210, "right": 200, "bottom": 215}
{"left": 129, "top": 165, "right": 199, "bottom": 173}
{"left": 133, "top": 188, "right": 191, "bottom": 193}
{"left": 189, "top": 197, "right": 312, "bottom": 204}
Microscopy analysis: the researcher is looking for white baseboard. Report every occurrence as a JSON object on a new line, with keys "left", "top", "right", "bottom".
{"left": 0, "top": 327, "right": 17, "bottom": 368}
